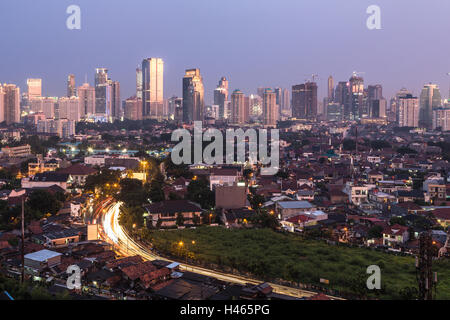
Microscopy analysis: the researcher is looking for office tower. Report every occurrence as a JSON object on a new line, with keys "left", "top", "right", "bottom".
{"left": 3, "top": 84, "right": 21, "bottom": 124}
{"left": 274, "top": 88, "right": 282, "bottom": 113}
{"left": 433, "top": 108, "right": 450, "bottom": 131}
{"left": 95, "top": 68, "right": 112, "bottom": 116}
{"left": 347, "top": 74, "right": 364, "bottom": 120}
{"left": 419, "top": 83, "right": 442, "bottom": 129}
{"left": 142, "top": 58, "right": 164, "bottom": 119}
{"left": 282, "top": 88, "right": 290, "bottom": 111}
{"left": 334, "top": 81, "right": 348, "bottom": 107}
{"left": 58, "top": 97, "right": 81, "bottom": 121}
{"left": 327, "top": 75, "right": 334, "bottom": 103}
{"left": 136, "top": 68, "right": 143, "bottom": 100}
{"left": 326, "top": 103, "right": 343, "bottom": 122}
{"left": 0, "top": 86, "right": 4, "bottom": 123}
{"left": 213, "top": 77, "right": 228, "bottom": 120}
{"left": 111, "top": 81, "right": 121, "bottom": 119}
{"left": 231, "top": 89, "right": 246, "bottom": 124}
{"left": 29, "top": 98, "right": 43, "bottom": 113}
{"left": 367, "top": 84, "right": 383, "bottom": 118}
{"left": 67, "top": 74, "right": 76, "bottom": 97}
{"left": 124, "top": 96, "right": 142, "bottom": 121}
{"left": 257, "top": 87, "right": 271, "bottom": 99}
{"left": 398, "top": 94, "right": 419, "bottom": 127}
{"left": 182, "top": 68, "right": 204, "bottom": 123}
{"left": 78, "top": 83, "right": 95, "bottom": 117}
{"left": 168, "top": 96, "right": 182, "bottom": 120}
{"left": 389, "top": 88, "right": 411, "bottom": 122}
{"left": 369, "top": 98, "right": 387, "bottom": 118}
{"left": 27, "top": 79, "right": 42, "bottom": 99}
{"left": 263, "top": 88, "right": 278, "bottom": 126}
{"left": 42, "top": 97, "right": 57, "bottom": 119}
{"left": 291, "top": 82, "right": 318, "bottom": 119}
{"left": 244, "top": 96, "right": 250, "bottom": 123}
{"left": 249, "top": 94, "right": 262, "bottom": 117}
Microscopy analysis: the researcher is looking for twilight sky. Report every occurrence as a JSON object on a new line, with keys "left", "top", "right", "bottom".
{"left": 1, "top": 0, "right": 450, "bottom": 103}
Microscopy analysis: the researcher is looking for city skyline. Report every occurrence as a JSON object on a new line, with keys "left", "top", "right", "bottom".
{"left": 1, "top": 0, "right": 450, "bottom": 103}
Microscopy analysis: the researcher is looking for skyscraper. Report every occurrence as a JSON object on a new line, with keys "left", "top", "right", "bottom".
{"left": 214, "top": 77, "right": 228, "bottom": 120}
{"left": 282, "top": 88, "right": 290, "bottom": 111}
{"left": 124, "top": 96, "right": 142, "bottom": 121}
{"left": 111, "top": 81, "right": 121, "bottom": 119}
{"left": 231, "top": 89, "right": 245, "bottom": 124}
{"left": 183, "top": 68, "right": 204, "bottom": 123}
{"left": 78, "top": 83, "right": 95, "bottom": 117}
{"left": 95, "top": 68, "right": 112, "bottom": 117}
{"left": 263, "top": 88, "right": 278, "bottom": 126}
{"left": 398, "top": 94, "right": 419, "bottom": 127}
{"left": 433, "top": 107, "right": 450, "bottom": 131}
{"left": 348, "top": 74, "right": 364, "bottom": 120}
{"left": 327, "top": 75, "right": 334, "bottom": 103}
{"left": 27, "top": 79, "right": 42, "bottom": 99}
{"left": 3, "top": 84, "right": 20, "bottom": 125}
{"left": 136, "top": 68, "right": 143, "bottom": 100}
{"left": 419, "top": 83, "right": 442, "bottom": 129}
{"left": 291, "top": 82, "right": 318, "bottom": 119}
{"left": 142, "top": 58, "right": 164, "bottom": 119}
{"left": 67, "top": 74, "right": 76, "bottom": 97}
{"left": 58, "top": 96, "right": 81, "bottom": 121}
{"left": 0, "top": 86, "right": 5, "bottom": 123}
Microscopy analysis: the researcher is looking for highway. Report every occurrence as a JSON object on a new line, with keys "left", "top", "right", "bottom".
{"left": 99, "top": 201, "right": 340, "bottom": 299}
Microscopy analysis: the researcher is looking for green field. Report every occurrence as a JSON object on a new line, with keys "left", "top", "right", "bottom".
{"left": 145, "top": 227, "right": 450, "bottom": 300}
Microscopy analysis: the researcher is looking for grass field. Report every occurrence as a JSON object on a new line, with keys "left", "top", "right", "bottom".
{"left": 145, "top": 227, "right": 450, "bottom": 299}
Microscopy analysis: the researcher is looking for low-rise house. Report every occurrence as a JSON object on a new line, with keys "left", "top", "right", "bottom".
{"left": 383, "top": 224, "right": 409, "bottom": 246}
{"left": 21, "top": 172, "right": 72, "bottom": 191}
{"left": 209, "top": 168, "right": 241, "bottom": 190}
{"left": 432, "top": 208, "right": 450, "bottom": 228}
{"left": 144, "top": 200, "right": 202, "bottom": 228}
{"left": 24, "top": 249, "right": 62, "bottom": 275}
{"left": 276, "top": 201, "right": 316, "bottom": 219}
{"left": 58, "top": 164, "right": 97, "bottom": 186}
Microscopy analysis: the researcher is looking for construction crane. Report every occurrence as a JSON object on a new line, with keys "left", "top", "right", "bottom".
{"left": 352, "top": 71, "right": 365, "bottom": 77}
{"left": 303, "top": 74, "right": 319, "bottom": 83}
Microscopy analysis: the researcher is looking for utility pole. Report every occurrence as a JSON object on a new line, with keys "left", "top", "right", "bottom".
{"left": 21, "top": 195, "right": 25, "bottom": 284}
{"left": 416, "top": 231, "right": 437, "bottom": 300}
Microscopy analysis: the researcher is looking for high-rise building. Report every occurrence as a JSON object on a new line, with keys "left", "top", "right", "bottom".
{"left": 67, "top": 74, "right": 76, "bottom": 97}
{"left": 0, "top": 86, "right": 5, "bottom": 123}
{"left": 95, "top": 68, "right": 112, "bottom": 116}
{"left": 214, "top": 77, "right": 229, "bottom": 120}
{"left": 398, "top": 94, "right": 419, "bottom": 127}
{"left": 326, "top": 103, "right": 343, "bottom": 122}
{"left": 168, "top": 96, "right": 183, "bottom": 120}
{"left": 389, "top": 88, "right": 411, "bottom": 122}
{"left": 249, "top": 94, "right": 262, "bottom": 117}
{"left": 419, "top": 83, "right": 442, "bottom": 129}
{"left": 27, "top": 79, "right": 42, "bottom": 99}
{"left": 291, "top": 82, "right": 318, "bottom": 119}
{"left": 111, "top": 81, "right": 121, "bottom": 119}
{"left": 433, "top": 107, "right": 450, "bottom": 131}
{"left": 136, "top": 68, "right": 143, "bottom": 100}
{"left": 142, "top": 58, "right": 164, "bottom": 119}
{"left": 78, "top": 83, "right": 95, "bottom": 117}
{"left": 183, "top": 68, "right": 204, "bottom": 123}
{"left": 334, "top": 81, "right": 348, "bottom": 107}
{"left": 37, "top": 119, "right": 75, "bottom": 138}
{"left": 282, "top": 88, "right": 290, "bottom": 111}
{"left": 348, "top": 74, "right": 364, "bottom": 120}
{"left": 42, "top": 97, "right": 57, "bottom": 119}
{"left": 58, "top": 97, "right": 81, "bottom": 121}
{"left": 327, "top": 75, "right": 334, "bottom": 103}
{"left": 231, "top": 89, "right": 246, "bottom": 124}
{"left": 3, "top": 84, "right": 21, "bottom": 124}
{"left": 124, "top": 96, "right": 142, "bottom": 121}
{"left": 263, "top": 88, "right": 278, "bottom": 126}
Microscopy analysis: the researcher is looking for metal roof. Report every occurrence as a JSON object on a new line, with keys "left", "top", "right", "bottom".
{"left": 24, "top": 249, "right": 62, "bottom": 262}
{"left": 277, "top": 201, "right": 314, "bottom": 209}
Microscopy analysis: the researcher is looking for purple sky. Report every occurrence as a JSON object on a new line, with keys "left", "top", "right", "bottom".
{"left": 1, "top": 0, "right": 450, "bottom": 103}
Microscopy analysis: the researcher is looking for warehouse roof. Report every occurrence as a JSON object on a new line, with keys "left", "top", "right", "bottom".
{"left": 24, "top": 249, "right": 62, "bottom": 262}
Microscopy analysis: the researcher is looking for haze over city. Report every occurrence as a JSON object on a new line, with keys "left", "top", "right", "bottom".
{"left": 1, "top": 0, "right": 450, "bottom": 102}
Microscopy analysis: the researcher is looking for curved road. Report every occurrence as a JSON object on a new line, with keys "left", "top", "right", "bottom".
{"left": 99, "top": 201, "right": 341, "bottom": 299}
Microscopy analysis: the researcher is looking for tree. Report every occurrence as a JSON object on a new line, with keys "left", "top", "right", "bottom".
{"left": 26, "top": 190, "right": 62, "bottom": 218}
{"left": 116, "top": 178, "right": 148, "bottom": 207}
{"left": 368, "top": 225, "right": 383, "bottom": 239}
{"left": 176, "top": 212, "right": 184, "bottom": 227}
{"left": 186, "top": 177, "right": 214, "bottom": 209}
